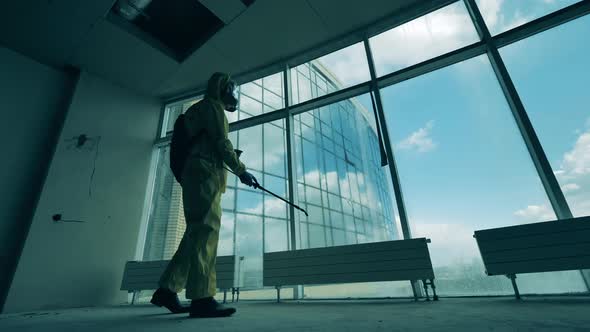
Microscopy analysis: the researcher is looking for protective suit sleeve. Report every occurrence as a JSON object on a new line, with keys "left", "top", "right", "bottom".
{"left": 205, "top": 101, "right": 246, "bottom": 176}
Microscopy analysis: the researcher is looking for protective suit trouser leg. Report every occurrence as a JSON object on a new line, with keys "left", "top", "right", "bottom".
{"left": 159, "top": 158, "right": 223, "bottom": 300}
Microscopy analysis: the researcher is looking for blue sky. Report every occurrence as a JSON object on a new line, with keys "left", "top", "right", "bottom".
{"left": 317, "top": 0, "right": 589, "bottom": 276}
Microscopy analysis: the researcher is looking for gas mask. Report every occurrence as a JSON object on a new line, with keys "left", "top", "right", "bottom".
{"left": 221, "top": 80, "right": 238, "bottom": 112}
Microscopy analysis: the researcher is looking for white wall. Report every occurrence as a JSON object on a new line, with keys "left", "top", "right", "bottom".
{"left": 4, "top": 71, "right": 161, "bottom": 313}
{"left": 0, "top": 47, "right": 75, "bottom": 312}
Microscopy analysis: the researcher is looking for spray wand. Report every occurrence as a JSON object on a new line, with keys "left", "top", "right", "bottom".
{"left": 226, "top": 150, "right": 309, "bottom": 217}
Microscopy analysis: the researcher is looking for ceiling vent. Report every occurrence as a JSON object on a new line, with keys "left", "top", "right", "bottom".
{"left": 110, "top": 0, "right": 224, "bottom": 62}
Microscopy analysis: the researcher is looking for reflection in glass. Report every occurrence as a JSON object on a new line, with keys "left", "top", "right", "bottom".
{"left": 234, "top": 72, "right": 284, "bottom": 122}
{"left": 142, "top": 147, "right": 185, "bottom": 261}
{"left": 144, "top": 121, "right": 288, "bottom": 291}
{"left": 294, "top": 93, "right": 402, "bottom": 298}
{"left": 235, "top": 214, "right": 262, "bottom": 288}
{"left": 381, "top": 55, "right": 586, "bottom": 295}
{"left": 218, "top": 213, "right": 235, "bottom": 256}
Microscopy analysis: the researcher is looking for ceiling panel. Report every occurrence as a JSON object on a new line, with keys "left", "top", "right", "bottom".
{"left": 199, "top": 0, "right": 247, "bottom": 24}
{"left": 155, "top": 43, "right": 230, "bottom": 97}
{"left": 71, "top": 20, "right": 180, "bottom": 95}
{"left": 306, "top": 0, "right": 419, "bottom": 35}
{"left": 158, "top": 0, "right": 329, "bottom": 97}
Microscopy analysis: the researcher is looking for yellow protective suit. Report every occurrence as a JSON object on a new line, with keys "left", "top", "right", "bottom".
{"left": 158, "top": 73, "right": 246, "bottom": 300}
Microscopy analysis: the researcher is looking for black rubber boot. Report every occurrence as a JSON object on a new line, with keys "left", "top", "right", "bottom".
{"left": 150, "top": 288, "right": 189, "bottom": 313}
{"left": 189, "top": 297, "right": 236, "bottom": 318}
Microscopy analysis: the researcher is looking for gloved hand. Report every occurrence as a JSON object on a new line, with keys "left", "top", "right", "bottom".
{"left": 239, "top": 171, "right": 259, "bottom": 189}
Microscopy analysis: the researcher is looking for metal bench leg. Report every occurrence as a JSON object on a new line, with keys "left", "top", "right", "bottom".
{"left": 422, "top": 280, "right": 431, "bottom": 301}
{"left": 231, "top": 288, "right": 236, "bottom": 302}
{"left": 276, "top": 286, "right": 281, "bottom": 303}
{"left": 236, "top": 288, "right": 240, "bottom": 302}
{"left": 223, "top": 290, "right": 227, "bottom": 304}
{"left": 410, "top": 280, "right": 420, "bottom": 301}
{"left": 507, "top": 274, "right": 521, "bottom": 300}
{"left": 131, "top": 291, "right": 138, "bottom": 305}
{"left": 430, "top": 279, "right": 439, "bottom": 301}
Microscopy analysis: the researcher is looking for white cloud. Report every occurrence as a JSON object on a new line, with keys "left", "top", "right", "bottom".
{"left": 237, "top": 122, "right": 286, "bottom": 171}
{"left": 514, "top": 205, "right": 555, "bottom": 222}
{"left": 301, "top": 169, "right": 384, "bottom": 213}
{"left": 478, "top": 0, "right": 503, "bottom": 29}
{"left": 315, "top": 3, "right": 480, "bottom": 85}
{"left": 516, "top": 127, "right": 590, "bottom": 219}
{"left": 311, "top": 0, "right": 566, "bottom": 86}
{"left": 554, "top": 129, "right": 590, "bottom": 216}
{"left": 397, "top": 120, "right": 437, "bottom": 153}
{"left": 478, "top": 0, "right": 536, "bottom": 33}
{"left": 561, "top": 183, "right": 580, "bottom": 193}
{"left": 561, "top": 133, "right": 590, "bottom": 176}
{"left": 370, "top": 4, "right": 478, "bottom": 75}
{"left": 314, "top": 43, "right": 370, "bottom": 88}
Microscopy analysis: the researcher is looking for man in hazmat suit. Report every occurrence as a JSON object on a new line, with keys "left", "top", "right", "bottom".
{"left": 150, "top": 72, "right": 258, "bottom": 318}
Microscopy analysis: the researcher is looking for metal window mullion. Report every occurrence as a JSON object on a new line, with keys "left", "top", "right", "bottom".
{"left": 464, "top": 0, "right": 589, "bottom": 293}
{"left": 320, "top": 121, "right": 337, "bottom": 246}
{"left": 376, "top": 41, "right": 487, "bottom": 90}
{"left": 285, "top": 64, "right": 304, "bottom": 299}
{"left": 284, "top": 65, "right": 298, "bottom": 252}
{"left": 232, "top": 132, "right": 241, "bottom": 261}
{"left": 157, "top": 103, "right": 168, "bottom": 139}
{"left": 464, "top": 0, "right": 590, "bottom": 291}
{"left": 261, "top": 106, "right": 266, "bottom": 255}
{"left": 364, "top": 36, "right": 423, "bottom": 299}
{"left": 134, "top": 147, "right": 161, "bottom": 261}
{"left": 317, "top": 121, "right": 331, "bottom": 247}
{"left": 160, "top": 0, "right": 588, "bottom": 108}
{"left": 362, "top": 37, "right": 412, "bottom": 240}
{"left": 464, "top": 0, "right": 573, "bottom": 220}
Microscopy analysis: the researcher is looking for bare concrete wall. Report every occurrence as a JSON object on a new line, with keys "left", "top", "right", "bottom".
{"left": 0, "top": 47, "right": 77, "bottom": 313}
{"left": 4, "top": 71, "right": 160, "bottom": 313}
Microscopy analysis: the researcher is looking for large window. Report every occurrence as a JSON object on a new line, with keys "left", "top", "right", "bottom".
{"left": 230, "top": 72, "right": 285, "bottom": 123}
{"left": 380, "top": 55, "right": 586, "bottom": 295}
{"left": 290, "top": 42, "right": 370, "bottom": 105}
{"left": 229, "top": 121, "right": 289, "bottom": 289}
{"left": 140, "top": 0, "right": 590, "bottom": 301}
{"left": 294, "top": 96, "right": 397, "bottom": 249}
{"left": 292, "top": 92, "right": 406, "bottom": 297}
{"left": 501, "top": 15, "right": 590, "bottom": 218}
{"left": 160, "top": 96, "right": 202, "bottom": 137}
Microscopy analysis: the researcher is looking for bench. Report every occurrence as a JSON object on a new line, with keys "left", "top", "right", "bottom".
{"left": 120, "top": 255, "right": 238, "bottom": 304}
{"left": 474, "top": 216, "right": 590, "bottom": 299}
{"left": 263, "top": 238, "right": 437, "bottom": 302}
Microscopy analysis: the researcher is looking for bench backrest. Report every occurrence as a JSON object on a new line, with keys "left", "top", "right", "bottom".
{"left": 475, "top": 216, "right": 590, "bottom": 276}
{"left": 121, "top": 255, "right": 236, "bottom": 291}
{"left": 263, "top": 238, "right": 434, "bottom": 287}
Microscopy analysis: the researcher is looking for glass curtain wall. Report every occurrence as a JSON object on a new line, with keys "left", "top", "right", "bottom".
{"left": 500, "top": 15, "right": 590, "bottom": 218}
{"left": 140, "top": 0, "right": 590, "bottom": 301}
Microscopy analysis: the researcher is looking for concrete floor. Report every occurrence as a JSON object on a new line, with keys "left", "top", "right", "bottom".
{"left": 1, "top": 297, "right": 589, "bottom": 332}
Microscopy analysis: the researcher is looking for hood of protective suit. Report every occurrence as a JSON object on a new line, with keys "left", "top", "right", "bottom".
{"left": 206, "top": 72, "right": 231, "bottom": 101}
